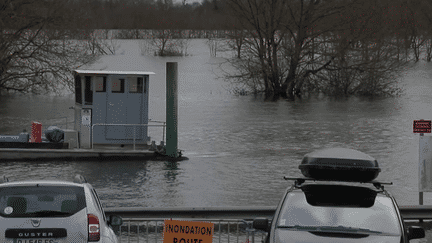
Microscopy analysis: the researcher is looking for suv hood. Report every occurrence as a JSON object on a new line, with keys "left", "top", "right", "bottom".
{"left": 274, "top": 229, "right": 400, "bottom": 243}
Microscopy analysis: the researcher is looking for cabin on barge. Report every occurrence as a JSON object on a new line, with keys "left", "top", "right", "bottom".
{"left": 71, "top": 69, "right": 155, "bottom": 149}
{"left": 0, "top": 59, "right": 187, "bottom": 160}
{"left": 0, "top": 68, "right": 170, "bottom": 161}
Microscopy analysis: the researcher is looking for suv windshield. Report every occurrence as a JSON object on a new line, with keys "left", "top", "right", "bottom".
{"left": 277, "top": 186, "right": 401, "bottom": 236}
{"left": 0, "top": 185, "right": 86, "bottom": 218}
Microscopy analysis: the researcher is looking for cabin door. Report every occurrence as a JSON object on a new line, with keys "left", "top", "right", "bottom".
{"left": 106, "top": 76, "right": 127, "bottom": 140}
{"left": 126, "top": 76, "right": 144, "bottom": 140}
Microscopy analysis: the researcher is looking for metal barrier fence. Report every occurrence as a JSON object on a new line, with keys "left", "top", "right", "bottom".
{"left": 105, "top": 205, "right": 432, "bottom": 221}
{"left": 91, "top": 123, "right": 166, "bottom": 150}
{"left": 105, "top": 205, "right": 432, "bottom": 243}
{"left": 114, "top": 218, "right": 267, "bottom": 243}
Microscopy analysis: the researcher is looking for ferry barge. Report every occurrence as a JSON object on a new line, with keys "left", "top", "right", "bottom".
{"left": 0, "top": 66, "right": 183, "bottom": 161}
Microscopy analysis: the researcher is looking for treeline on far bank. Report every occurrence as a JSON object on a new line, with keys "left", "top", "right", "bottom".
{"left": 4, "top": 0, "right": 432, "bottom": 40}
{"left": 13, "top": 0, "right": 432, "bottom": 31}
{"left": 22, "top": 0, "right": 237, "bottom": 31}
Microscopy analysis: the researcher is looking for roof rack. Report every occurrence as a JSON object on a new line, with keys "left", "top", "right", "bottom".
{"left": 284, "top": 176, "right": 393, "bottom": 190}
{"left": 74, "top": 174, "right": 88, "bottom": 184}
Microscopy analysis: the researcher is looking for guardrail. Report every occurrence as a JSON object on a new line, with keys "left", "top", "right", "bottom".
{"left": 105, "top": 207, "right": 275, "bottom": 220}
{"left": 91, "top": 123, "right": 166, "bottom": 150}
{"left": 399, "top": 205, "right": 432, "bottom": 220}
{"left": 105, "top": 206, "right": 432, "bottom": 220}
{"left": 105, "top": 206, "right": 432, "bottom": 243}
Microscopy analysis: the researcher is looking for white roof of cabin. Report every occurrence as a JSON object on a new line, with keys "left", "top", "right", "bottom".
{"left": 75, "top": 70, "right": 155, "bottom": 75}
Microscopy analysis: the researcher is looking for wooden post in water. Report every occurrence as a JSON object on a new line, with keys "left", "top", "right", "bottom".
{"left": 166, "top": 62, "right": 178, "bottom": 158}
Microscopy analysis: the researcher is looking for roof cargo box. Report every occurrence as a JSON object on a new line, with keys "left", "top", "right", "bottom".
{"left": 298, "top": 148, "right": 381, "bottom": 182}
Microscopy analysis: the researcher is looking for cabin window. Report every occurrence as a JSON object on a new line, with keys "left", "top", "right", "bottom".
{"left": 95, "top": 76, "right": 106, "bottom": 92}
{"left": 112, "top": 79, "right": 124, "bottom": 93}
{"left": 75, "top": 75, "right": 82, "bottom": 104}
{"left": 144, "top": 76, "right": 147, "bottom": 94}
{"left": 129, "top": 77, "right": 143, "bottom": 93}
{"left": 84, "top": 76, "right": 93, "bottom": 105}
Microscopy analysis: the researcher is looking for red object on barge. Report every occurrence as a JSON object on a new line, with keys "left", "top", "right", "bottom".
{"left": 30, "top": 121, "right": 42, "bottom": 143}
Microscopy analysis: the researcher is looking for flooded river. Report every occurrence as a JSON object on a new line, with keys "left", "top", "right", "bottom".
{"left": 1, "top": 39, "right": 432, "bottom": 212}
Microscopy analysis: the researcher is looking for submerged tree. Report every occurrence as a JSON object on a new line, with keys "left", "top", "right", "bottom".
{"left": 0, "top": 0, "right": 99, "bottom": 95}
{"left": 223, "top": 0, "right": 413, "bottom": 99}
{"left": 410, "top": 0, "right": 432, "bottom": 62}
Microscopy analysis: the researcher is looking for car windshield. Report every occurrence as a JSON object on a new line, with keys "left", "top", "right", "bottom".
{"left": 276, "top": 186, "right": 401, "bottom": 236}
{"left": 0, "top": 185, "right": 86, "bottom": 217}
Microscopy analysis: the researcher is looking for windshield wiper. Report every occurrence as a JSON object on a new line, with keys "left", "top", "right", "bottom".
{"left": 321, "top": 226, "right": 383, "bottom": 234}
{"left": 22, "top": 210, "right": 72, "bottom": 217}
{"left": 278, "top": 225, "right": 385, "bottom": 235}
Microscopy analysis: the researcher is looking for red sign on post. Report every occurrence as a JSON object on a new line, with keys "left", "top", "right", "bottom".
{"left": 414, "top": 120, "right": 431, "bottom": 133}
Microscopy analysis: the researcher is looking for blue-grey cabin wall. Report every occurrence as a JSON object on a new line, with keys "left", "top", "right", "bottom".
{"left": 89, "top": 74, "right": 149, "bottom": 144}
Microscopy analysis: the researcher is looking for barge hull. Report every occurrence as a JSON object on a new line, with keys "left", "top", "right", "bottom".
{"left": 0, "top": 148, "right": 157, "bottom": 161}
{"left": 0, "top": 142, "right": 68, "bottom": 149}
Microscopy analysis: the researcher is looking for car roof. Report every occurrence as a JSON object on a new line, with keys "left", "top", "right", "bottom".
{"left": 0, "top": 180, "right": 86, "bottom": 187}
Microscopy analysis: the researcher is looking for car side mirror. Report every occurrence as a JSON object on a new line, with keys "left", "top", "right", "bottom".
{"left": 107, "top": 215, "right": 123, "bottom": 226}
{"left": 407, "top": 226, "right": 425, "bottom": 240}
{"left": 253, "top": 218, "right": 269, "bottom": 232}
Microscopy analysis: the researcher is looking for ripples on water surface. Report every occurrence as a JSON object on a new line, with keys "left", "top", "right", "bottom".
{"left": 1, "top": 40, "right": 432, "bottom": 210}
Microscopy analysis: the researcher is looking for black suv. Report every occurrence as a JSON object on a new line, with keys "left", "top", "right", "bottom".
{"left": 253, "top": 148, "right": 425, "bottom": 243}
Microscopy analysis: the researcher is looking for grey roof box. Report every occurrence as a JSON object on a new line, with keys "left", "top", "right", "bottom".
{"left": 298, "top": 147, "right": 381, "bottom": 182}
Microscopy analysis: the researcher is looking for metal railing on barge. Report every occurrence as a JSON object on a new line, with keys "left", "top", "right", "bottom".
{"left": 91, "top": 120, "right": 166, "bottom": 150}
{"left": 104, "top": 206, "right": 432, "bottom": 243}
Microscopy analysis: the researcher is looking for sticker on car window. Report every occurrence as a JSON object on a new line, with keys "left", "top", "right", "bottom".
{"left": 4, "top": 206, "right": 13, "bottom": 214}
{"left": 279, "top": 219, "right": 286, "bottom": 225}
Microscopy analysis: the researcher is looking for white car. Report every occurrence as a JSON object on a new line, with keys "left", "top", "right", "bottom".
{"left": 253, "top": 148, "right": 426, "bottom": 243}
{"left": 0, "top": 174, "right": 123, "bottom": 243}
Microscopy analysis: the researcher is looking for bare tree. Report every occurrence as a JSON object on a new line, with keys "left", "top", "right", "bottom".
{"left": 224, "top": 0, "right": 351, "bottom": 98}
{"left": 206, "top": 30, "right": 230, "bottom": 57}
{"left": 152, "top": 29, "right": 175, "bottom": 56}
{"left": 410, "top": 0, "right": 432, "bottom": 62}
{"left": 223, "top": 0, "right": 411, "bottom": 99}
{"left": 426, "top": 39, "right": 432, "bottom": 62}
{"left": 226, "top": 29, "right": 245, "bottom": 58}
{"left": 151, "top": 29, "right": 190, "bottom": 56}
{"left": 86, "top": 30, "right": 120, "bottom": 55}
{"left": 0, "top": 0, "right": 100, "bottom": 94}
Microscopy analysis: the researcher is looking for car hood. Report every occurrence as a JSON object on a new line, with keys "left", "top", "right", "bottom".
{"left": 274, "top": 229, "right": 400, "bottom": 243}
